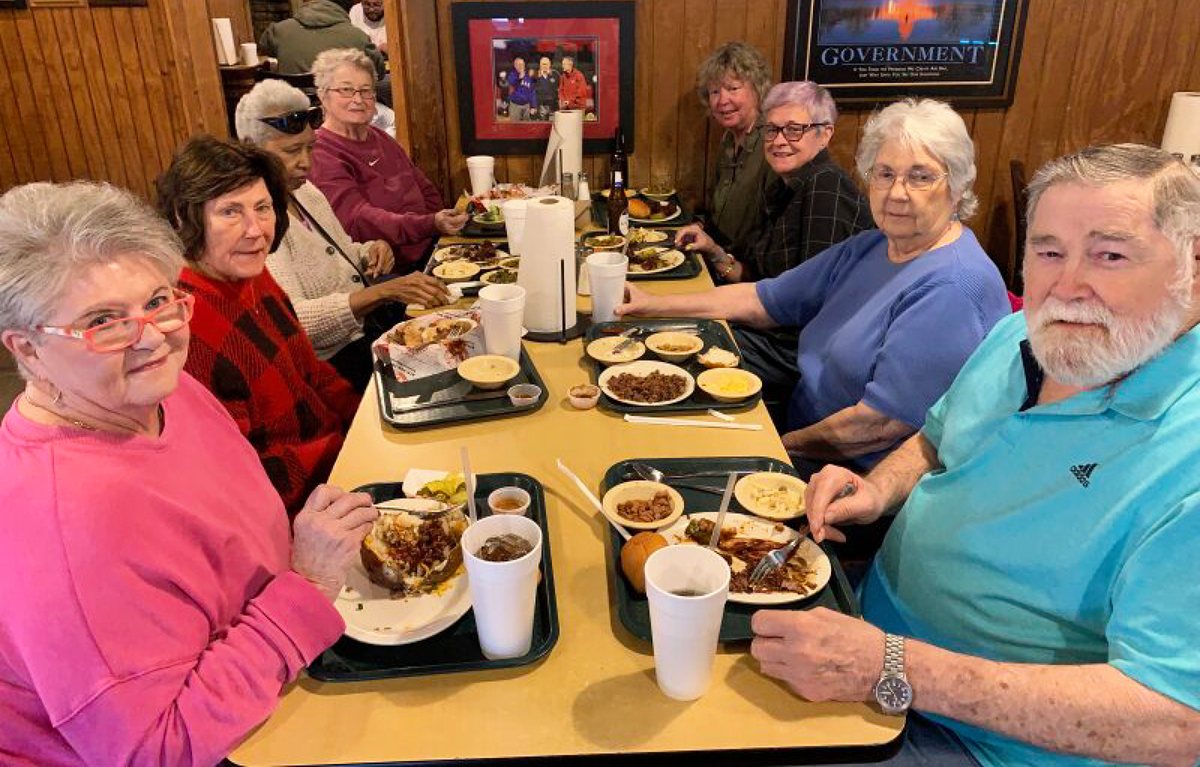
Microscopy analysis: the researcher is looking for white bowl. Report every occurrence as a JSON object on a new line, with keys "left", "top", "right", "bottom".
{"left": 733, "top": 472, "right": 807, "bottom": 521}
{"left": 601, "top": 480, "right": 685, "bottom": 531}
{"left": 457, "top": 354, "right": 520, "bottom": 390}
{"left": 644, "top": 331, "right": 704, "bottom": 363}
{"left": 696, "top": 367, "right": 762, "bottom": 403}
{"left": 586, "top": 335, "right": 646, "bottom": 365}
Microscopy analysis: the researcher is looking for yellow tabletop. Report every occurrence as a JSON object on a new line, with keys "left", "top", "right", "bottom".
{"left": 231, "top": 269, "right": 903, "bottom": 766}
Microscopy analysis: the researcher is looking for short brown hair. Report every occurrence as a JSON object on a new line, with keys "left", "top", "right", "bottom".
{"left": 155, "top": 135, "right": 290, "bottom": 261}
{"left": 695, "top": 42, "right": 772, "bottom": 108}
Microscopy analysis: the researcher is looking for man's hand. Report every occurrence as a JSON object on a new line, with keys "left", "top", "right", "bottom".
{"left": 750, "top": 607, "right": 885, "bottom": 702}
{"left": 363, "top": 240, "right": 394, "bottom": 277}
{"left": 434, "top": 209, "right": 468, "bottom": 235}
{"left": 804, "top": 465, "right": 889, "bottom": 543}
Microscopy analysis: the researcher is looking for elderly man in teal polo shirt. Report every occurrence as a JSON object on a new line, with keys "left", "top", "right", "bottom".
{"left": 749, "top": 144, "right": 1200, "bottom": 767}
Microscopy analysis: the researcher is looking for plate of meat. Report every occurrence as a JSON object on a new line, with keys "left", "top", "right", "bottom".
{"left": 597, "top": 360, "right": 695, "bottom": 406}
{"left": 432, "top": 241, "right": 509, "bottom": 266}
{"left": 657, "top": 512, "right": 830, "bottom": 605}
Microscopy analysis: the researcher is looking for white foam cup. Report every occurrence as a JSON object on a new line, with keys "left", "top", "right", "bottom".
{"left": 478, "top": 284, "right": 526, "bottom": 360}
{"left": 461, "top": 514, "right": 543, "bottom": 660}
{"left": 502, "top": 199, "right": 528, "bottom": 256}
{"left": 643, "top": 545, "right": 730, "bottom": 700}
{"left": 466, "top": 155, "right": 495, "bottom": 197}
{"left": 585, "top": 252, "right": 628, "bottom": 324}
{"left": 240, "top": 43, "right": 259, "bottom": 66}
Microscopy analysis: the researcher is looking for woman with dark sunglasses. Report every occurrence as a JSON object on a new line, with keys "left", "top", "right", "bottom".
{"left": 236, "top": 79, "right": 451, "bottom": 389}
{"left": 0, "top": 180, "right": 376, "bottom": 765}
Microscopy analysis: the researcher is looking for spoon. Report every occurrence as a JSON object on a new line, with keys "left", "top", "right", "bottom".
{"left": 627, "top": 463, "right": 726, "bottom": 496}
{"left": 629, "top": 461, "right": 753, "bottom": 481}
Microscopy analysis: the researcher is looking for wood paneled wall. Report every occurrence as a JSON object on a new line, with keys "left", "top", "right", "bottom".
{"left": 393, "top": 0, "right": 1200, "bottom": 287}
{"left": 0, "top": 0, "right": 228, "bottom": 200}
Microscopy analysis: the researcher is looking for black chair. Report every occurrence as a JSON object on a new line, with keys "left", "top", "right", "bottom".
{"left": 254, "top": 69, "right": 320, "bottom": 105}
{"left": 1009, "top": 159, "right": 1028, "bottom": 294}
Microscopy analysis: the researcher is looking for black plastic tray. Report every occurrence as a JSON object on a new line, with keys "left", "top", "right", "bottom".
{"left": 374, "top": 346, "right": 548, "bottom": 429}
{"left": 591, "top": 193, "right": 694, "bottom": 229}
{"left": 459, "top": 218, "right": 509, "bottom": 238}
{"left": 307, "top": 474, "right": 559, "bottom": 682}
{"left": 586, "top": 319, "right": 762, "bottom": 414}
{"left": 627, "top": 249, "right": 702, "bottom": 281}
{"left": 603, "top": 456, "right": 859, "bottom": 643}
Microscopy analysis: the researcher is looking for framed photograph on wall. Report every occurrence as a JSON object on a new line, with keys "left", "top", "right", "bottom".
{"left": 451, "top": 0, "right": 635, "bottom": 156}
{"left": 783, "top": 0, "right": 1029, "bottom": 108}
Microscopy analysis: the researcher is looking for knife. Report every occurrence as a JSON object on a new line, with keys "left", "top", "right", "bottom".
{"left": 390, "top": 388, "right": 511, "bottom": 414}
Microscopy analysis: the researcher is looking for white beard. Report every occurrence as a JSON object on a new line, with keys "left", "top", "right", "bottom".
{"left": 1026, "top": 294, "right": 1189, "bottom": 388}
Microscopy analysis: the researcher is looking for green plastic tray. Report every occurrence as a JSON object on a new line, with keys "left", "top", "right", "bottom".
{"left": 602, "top": 456, "right": 860, "bottom": 643}
{"left": 586, "top": 319, "right": 762, "bottom": 414}
{"left": 307, "top": 473, "right": 559, "bottom": 682}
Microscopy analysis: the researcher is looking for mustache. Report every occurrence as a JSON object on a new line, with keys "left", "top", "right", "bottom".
{"left": 1030, "top": 298, "right": 1114, "bottom": 330}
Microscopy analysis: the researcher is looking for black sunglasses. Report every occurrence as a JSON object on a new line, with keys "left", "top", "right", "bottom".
{"left": 258, "top": 106, "right": 323, "bottom": 135}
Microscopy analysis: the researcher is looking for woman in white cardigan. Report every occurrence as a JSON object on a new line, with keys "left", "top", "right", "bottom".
{"left": 235, "top": 79, "right": 450, "bottom": 389}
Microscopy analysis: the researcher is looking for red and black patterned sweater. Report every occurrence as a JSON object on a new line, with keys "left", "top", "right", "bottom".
{"left": 179, "top": 267, "right": 360, "bottom": 514}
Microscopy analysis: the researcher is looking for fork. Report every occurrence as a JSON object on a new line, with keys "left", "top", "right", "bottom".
{"left": 747, "top": 522, "right": 808, "bottom": 586}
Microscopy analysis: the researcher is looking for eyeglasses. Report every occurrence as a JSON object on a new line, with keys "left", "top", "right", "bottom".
{"left": 36, "top": 290, "right": 195, "bottom": 353}
{"left": 867, "top": 167, "right": 948, "bottom": 191}
{"left": 258, "top": 106, "right": 323, "bottom": 135}
{"left": 325, "top": 86, "right": 377, "bottom": 101}
{"left": 763, "top": 122, "right": 830, "bottom": 142}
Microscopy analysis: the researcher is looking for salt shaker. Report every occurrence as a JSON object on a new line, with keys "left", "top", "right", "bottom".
{"left": 577, "top": 171, "right": 591, "bottom": 201}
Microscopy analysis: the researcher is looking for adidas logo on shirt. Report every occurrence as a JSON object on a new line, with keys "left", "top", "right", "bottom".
{"left": 1070, "top": 463, "right": 1098, "bottom": 487}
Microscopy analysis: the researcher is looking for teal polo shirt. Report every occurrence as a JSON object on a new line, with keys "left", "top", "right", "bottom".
{"left": 861, "top": 312, "right": 1200, "bottom": 767}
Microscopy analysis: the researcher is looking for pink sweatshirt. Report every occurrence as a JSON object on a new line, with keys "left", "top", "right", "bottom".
{"left": 0, "top": 373, "right": 344, "bottom": 766}
{"left": 309, "top": 125, "right": 443, "bottom": 268}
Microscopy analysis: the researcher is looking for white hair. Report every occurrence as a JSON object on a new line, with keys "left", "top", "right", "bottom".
{"left": 0, "top": 182, "right": 183, "bottom": 336}
{"left": 856, "top": 98, "right": 978, "bottom": 220}
{"left": 311, "top": 48, "right": 375, "bottom": 92}
{"left": 761, "top": 81, "right": 838, "bottom": 125}
{"left": 1025, "top": 143, "right": 1200, "bottom": 276}
{"left": 235, "top": 79, "right": 312, "bottom": 145}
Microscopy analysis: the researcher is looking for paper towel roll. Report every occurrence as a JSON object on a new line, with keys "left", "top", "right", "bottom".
{"left": 1162, "top": 92, "right": 1200, "bottom": 158}
{"left": 539, "top": 110, "right": 584, "bottom": 186}
{"left": 211, "top": 18, "right": 238, "bottom": 66}
{"left": 517, "top": 196, "right": 577, "bottom": 334}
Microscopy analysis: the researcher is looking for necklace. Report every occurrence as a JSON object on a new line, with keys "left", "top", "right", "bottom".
{"left": 24, "top": 397, "right": 98, "bottom": 431}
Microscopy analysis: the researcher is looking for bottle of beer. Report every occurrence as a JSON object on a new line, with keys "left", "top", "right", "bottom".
{"left": 607, "top": 128, "right": 629, "bottom": 236}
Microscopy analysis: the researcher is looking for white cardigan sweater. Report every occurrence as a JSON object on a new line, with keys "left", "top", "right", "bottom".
{"left": 267, "top": 181, "right": 376, "bottom": 360}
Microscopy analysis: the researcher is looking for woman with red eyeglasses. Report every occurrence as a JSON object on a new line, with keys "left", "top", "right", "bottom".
{"left": 0, "top": 180, "right": 375, "bottom": 765}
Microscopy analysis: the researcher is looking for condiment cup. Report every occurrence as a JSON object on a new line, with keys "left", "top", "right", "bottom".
{"left": 568, "top": 384, "right": 601, "bottom": 409}
{"left": 508, "top": 383, "right": 542, "bottom": 407}
{"left": 487, "top": 486, "right": 531, "bottom": 516}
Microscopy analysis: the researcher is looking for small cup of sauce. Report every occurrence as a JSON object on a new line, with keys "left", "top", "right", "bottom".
{"left": 488, "top": 486, "right": 532, "bottom": 516}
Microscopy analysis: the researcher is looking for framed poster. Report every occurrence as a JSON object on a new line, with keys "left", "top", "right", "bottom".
{"left": 452, "top": 1, "right": 635, "bottom": 155}
{"left": 783, "top": 0, "right": 1029, "bottom": 108}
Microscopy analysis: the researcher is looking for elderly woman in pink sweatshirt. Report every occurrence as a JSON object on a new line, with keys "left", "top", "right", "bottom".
{"left": 0, "top": 180, "right": 376, "bottom": 766}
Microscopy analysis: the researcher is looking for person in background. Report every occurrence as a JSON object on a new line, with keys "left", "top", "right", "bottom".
{"left": 236, "top": 80, "right": 450, "bottom": 390}
{"left": 618, "top": 99, "right": 1009, "bottom": 472}
{"left": 259, "top": 0, "right": 384, "bottom": 79}
{"left": 757, "top": 144, "right": 1200, "bottom": 767}
{"left": 533, "top": 56, "right": 559, "bottom": 121}
{"left": 349, "top": 0, "right": 386, "bottom": 57}
{"left": 693, "top": 41, "right": 776, "bottom": 261}
{"left": 558, "top": 55, "right": 591, "bottom": 112}
{"left": 506, "top": 56, "right": 536, "bottom": 121}
{"left": 157, "top": 135, "right": 360, "bottom": 514}
{"left": 0, "top": 180, "right": 376, "bottom": 766}
{"left": 308, "top": 48, "right": 466, "bottom": 270}
{"left": 674, "top": 81, "right": 873, "bottom": 418}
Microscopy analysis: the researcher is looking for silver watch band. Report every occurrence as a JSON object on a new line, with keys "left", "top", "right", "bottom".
{"left": 883, "top": 633, "right": 906, "bottom": 677}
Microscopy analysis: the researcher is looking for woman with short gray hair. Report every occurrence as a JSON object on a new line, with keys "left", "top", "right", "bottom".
{"left": 236, "top": 79, "right": 450, "bottom": 389}
{"left": 0, "top": 180, "right": 374, "bottom": 765}
{"left": 692, "top": 41, "right": 776, "bottom": 258}
{"left": 620, "top": 98, "right": 1010, "bottom": 471}
{"left": 309, "top": 48, "right": 466, "bottom": 267}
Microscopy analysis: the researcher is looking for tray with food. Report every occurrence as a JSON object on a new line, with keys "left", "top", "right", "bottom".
{"left": 426, "top": 241, "right": 519, "bottom": 296}
{"left": 579, "top": 229, "right": 702, "bottom": 281}
{"left": 591, "top": 193, "right": 693, "bottom": 229}
{"left": 584, "top": 319, "right": 762, "bottom": 413}
{"left": 373, "top": 317, "right": 548, "bottom": 428}
{"left": 308, "top": 472, "right": 559, "bottom": 682}
{"left": 600, "top": 456, "right": 858, "bottom": 643}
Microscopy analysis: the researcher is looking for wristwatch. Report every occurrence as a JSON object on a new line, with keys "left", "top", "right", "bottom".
{"left": 873, "top": 633, "right": 913, "bottom": 715}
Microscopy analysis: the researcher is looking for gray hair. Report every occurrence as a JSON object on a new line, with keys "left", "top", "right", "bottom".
{"left": 695, "top": 42, "right": 772, "bottom": 109}
{"left": 856, "top": 98, "right": 978, "bottom": 220}
{"left": 312, "top": 48, "right": 375, "bottom": 92}
{"left": 761, "top": 81, "right": 838, "bottom": 125}
{"left": 0, "top": 181, "right": 184, "bottom": 335}
{"left": 235, "top": 79, "right": 311, "bottom": 145}
{"left": 1025, "top": 144, "right": 1200, "bottom": 273}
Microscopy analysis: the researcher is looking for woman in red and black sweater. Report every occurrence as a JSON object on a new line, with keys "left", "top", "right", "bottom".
{"left": 158, "top": 136, "right": 359, "bottom": 513}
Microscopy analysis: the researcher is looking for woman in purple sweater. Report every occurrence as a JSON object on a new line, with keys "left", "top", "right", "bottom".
{"left": 309, "top": 47, "right": 467, "bottom": 270}
{"left": 0, "top": 181, "right": 377, "bottom": 766}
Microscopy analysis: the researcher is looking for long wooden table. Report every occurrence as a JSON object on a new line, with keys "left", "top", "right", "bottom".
{"left": 231, "top": 263, "right": 903, "bottom": 766}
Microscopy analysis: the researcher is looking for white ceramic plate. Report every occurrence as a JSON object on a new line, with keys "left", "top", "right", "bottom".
{"left": 629, "top": 206, "right": 682, "bottom": 225}
{"left": 628, "top": 249, "right": 686, "bottom": 275}
{"left": 335, "top": 497, "right": 472, "bottom": 645}
{"left": 586, "top": 336, "right": 646, "bottom": 365}
{"left": 628, "top": 228, "right": 669, "bottom": 245}
{"left": 598, "top": 360, "right": 695, "bottom": 406}
{"left": 657, "top": 512, "right": 830, "bottom": 604}
{"left": 432, "top": 244, "right": 511, "bottom": 264}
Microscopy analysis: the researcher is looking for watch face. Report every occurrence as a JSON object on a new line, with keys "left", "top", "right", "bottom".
{"left": 874, "top": 676, "right": 913, "bottom": 714}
